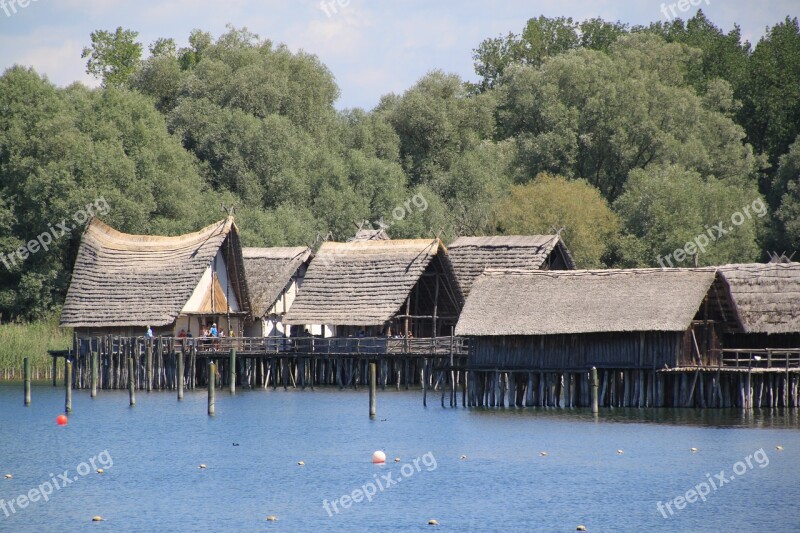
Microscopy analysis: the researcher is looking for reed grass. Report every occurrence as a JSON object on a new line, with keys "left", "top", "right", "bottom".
{"left": 0, "top": 315, "right": 70, "bottom": 380}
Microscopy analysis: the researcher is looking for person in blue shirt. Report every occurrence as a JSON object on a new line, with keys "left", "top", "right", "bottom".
{"left": 210, "top": 323, "right": 218, "bottom": 337}
{"left": 145, "top": 326, "right": 153, "bottom": 339}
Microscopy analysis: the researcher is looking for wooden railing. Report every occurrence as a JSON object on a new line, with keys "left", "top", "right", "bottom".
{"left": 717, "top": 348, "right": 800, "bottom": 369}
{"left": 152, "top": 336, "right": 467, "bottom": 357}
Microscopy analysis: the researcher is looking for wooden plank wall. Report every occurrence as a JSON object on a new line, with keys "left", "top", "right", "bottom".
{"left": 469, "top": 332, "right": 683, "bottom": 371}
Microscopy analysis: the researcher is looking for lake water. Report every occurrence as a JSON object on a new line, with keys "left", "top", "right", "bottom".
{"left": 1, "top": 384, "right": 799, "bottom": 532}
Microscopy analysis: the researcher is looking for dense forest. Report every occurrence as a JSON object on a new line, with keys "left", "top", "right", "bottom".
{"left": 1, "top": 11, "right": 799, "bottom": 321}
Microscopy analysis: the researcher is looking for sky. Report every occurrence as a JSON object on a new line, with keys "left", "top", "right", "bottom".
{"left": 0, "top": 0, "right": 797, "bottom": 110}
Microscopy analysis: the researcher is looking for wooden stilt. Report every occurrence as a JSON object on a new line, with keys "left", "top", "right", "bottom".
{"left": 90, "top": 349, "right": 97, "bottom": 398}
{"left": 128, "top": 356, "right": 135, "bottom": 407}
{"left": 208, "top": 361, "right": 216, "bottom": 415}
{"left": 745, "top": 370, "right": 752, "bottom": 410}
{"left": 229, "top": 349, "right": 236, "bottom": 394}
{"left": 146, "top": 340, "right": 152, "bottom": 392}
{"left": 177, "top": 349, "right": 184, "bottom": 400}
{"left": 422, "top": 359, "right": 428, "bottom": 407}
{"left": 65, "top": 359, "right": 73, "bottom": 412}
{"left": 369, "top": 362, "right": 376, "bottom": 418}
{"left": 23, "top": 357, "right": 31, "bottom": 406}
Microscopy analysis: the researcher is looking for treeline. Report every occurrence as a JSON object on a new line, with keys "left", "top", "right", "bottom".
{"left": 0, "top": 12, "right": 798, "bottom": 321}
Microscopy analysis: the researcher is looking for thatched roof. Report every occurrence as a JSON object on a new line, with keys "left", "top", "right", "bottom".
{"left": 284, "top": 239, "right": 458, "bottom": 326}
{"left": 242, "top": 246, "right": 312, "bottom": 318}
{"left": 349, "top": 228, "right": 390, "bottom": 241}
{"left": 717, "top": 263, "right": 800, "bottom": 334}
{"left": 61, "top": 217, "right": 249, "bottom": 328}
{"left": 447, "top": 235, "right": 576, "bottom": 296}
{"left": 455, "top": 268, "right": 717, "bottom": 336}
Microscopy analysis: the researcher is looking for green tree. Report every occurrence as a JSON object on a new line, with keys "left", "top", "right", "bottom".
{"left": 81, "top": 27, "right": 143, "bottom": 88}
{"left": 497, "top": 33, "right": 759, "bottom": 200}
{"left": 579, "top": 18, "right": 628, "bottom": 52}
{"left": 472, "top": 16, "right": 628, "bottom": 92}
{"left": 775, "top": 136, "right": 800, "bottom": 252}
{"left": 615, "top": 165, "right": 765, "bottom": 267}
{"left": 379, "top": 70, "right": 496, "bottom": 185}
{"left": 472, "top": 16, "right": 580, "bottom": 91}
{"left": 149, "top": 37, "right": 177, "bottom": 58}
{"left": 432, "top": 140, "right": 516, "bottom": 236}
{"left": 235, "top": 203, "right": 319, "bottom": 247}
{"left": 158, "top": 26, "right": 346, "bottom": 220}
{"left": 739, "top": 17, "right": 800, "bottom": 180}
{"left": 642, "top": 11, "right": 750, "bottom": 94}
{"left": 0, "top": 66, "right": 210, "bottom": 320}
{"left": 178, "top": 29, "right": 213, "bottom": 70}
{"left": 130, "top": 51, "right": 184, "bottom": 112}
{"left": 389, "top": 185, "right": 452, "bottom": 241}
{"left": 493, "top": 173, "right": 620, "bottom": 267}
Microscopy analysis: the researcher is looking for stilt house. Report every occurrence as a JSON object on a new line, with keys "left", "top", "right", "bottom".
{"left": 242, "top": 246, "right": 312, "bottom": 338}
{"left": 283, "top": 239, "right": 463, "bottom": 337}
{"left": 60, "top": 217, "right": 250, "bottom": 338}
{"left": 447, "top": 235, "right": 575, "bottom": 297}
{"left": 717, "top": 262, "right": 800, "bottom": 350}
{"left": 455, "top": 268, "right": 740, "bottom": 370}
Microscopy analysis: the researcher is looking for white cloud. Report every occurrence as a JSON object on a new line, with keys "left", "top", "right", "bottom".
{"left": 18, "top": 40, "right": 98, "bottom": 87}
{"left": 283, "top": 2, "right": 372, "bottom": 60}
{"left": 0, "top": 27, "right": 97, "bottom": 87}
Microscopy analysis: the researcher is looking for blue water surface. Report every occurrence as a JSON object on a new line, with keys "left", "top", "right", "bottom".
{"left": 1, "top": 384, "right": 798, "bottom": 532}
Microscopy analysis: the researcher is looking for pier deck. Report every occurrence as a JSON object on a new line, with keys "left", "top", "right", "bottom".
{"left": 49, "top": 336, "right": 468, "bottom": 394}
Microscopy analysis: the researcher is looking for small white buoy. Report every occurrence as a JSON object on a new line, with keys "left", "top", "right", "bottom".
{"left": 96, "top": 468, "right": 104, "bottom": 474}
{"left": 394, "top": 457, "right": 401, "bottom": 463}
{"left": 576, "top": 526, "right": 587, "bottom": 531}
{"left": 372, "top": 451, "right": 386, "bottom": 464}
{"left": 3, "top": 474, "right": 12, "bottom": 479}
{"left": 459, "top": 454, "right": 467, "bottom": 460}
{"left": 297, "top": 461, "right": 305, "bottom": 466}
{"left": 198, "top": 464, "right": 207, "bottom": 469}
{"left": 690, "top": 447, "right": 699, "bottom": 453}
{"left": 539, "top": 451, "right": 548, "bottom": 457}
{"left": 428, "top": 519, "right": 439, "bottom": 525}
{"left": 92, "top": 516, "right": 104, "bottom": 522}
{"left": 776, "top": 445, "right": 784, "bottom": 451}
{"left": 616, "top": 450, "right": 624, "bottom": 455}
{"left": 266, "top": 515, "right": 278, "bottom": 522}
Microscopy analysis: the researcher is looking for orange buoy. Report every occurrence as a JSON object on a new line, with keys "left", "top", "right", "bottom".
{"left": 372, "top": 450, "right": 386, "bottom": 463}
{"left": 56, "top": 415, "right": 68, "bottom": 426}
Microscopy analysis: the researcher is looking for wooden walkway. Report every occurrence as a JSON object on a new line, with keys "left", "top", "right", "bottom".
{"left": 49, "top": 337, "right": 800, "bottom": 410}
{"left": 49, "top": 336, "right": 469, "bottom": 397}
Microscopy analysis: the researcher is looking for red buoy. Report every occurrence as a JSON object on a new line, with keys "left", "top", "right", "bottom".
{"left": 56, "top": 414, "right": 68, "bottom": 426}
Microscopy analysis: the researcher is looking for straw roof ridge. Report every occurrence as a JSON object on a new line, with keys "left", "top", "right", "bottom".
{"left": 283, "top": 238, "right": 449, "bottom": 326}
{"left": 349, "top": 228, "right": 390, "bottom": 241}
{"left": 60, "top": 217, "right": 246, "bottom": 328}
{"left": 455, "top": 267, "right": 719, "bottom": 336}
{"left": 447, "top": 235, "right": 575, "bottom": 296}
{"left": 242, "top": 246, "right": 312, "bottom": 317}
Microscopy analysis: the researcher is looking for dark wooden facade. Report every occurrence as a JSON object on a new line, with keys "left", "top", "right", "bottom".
{"left": 469, "top": 331, "right": 688, "bottom": 372}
